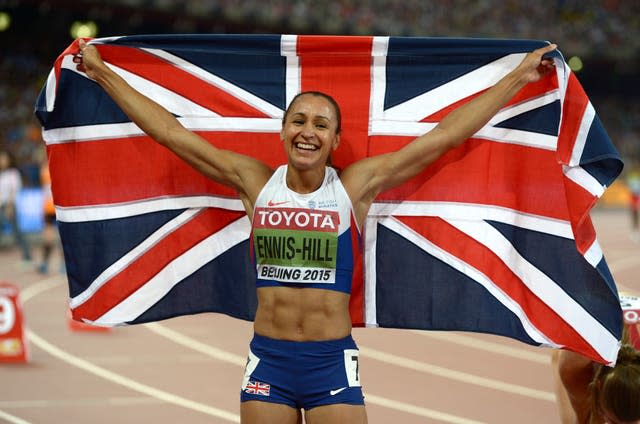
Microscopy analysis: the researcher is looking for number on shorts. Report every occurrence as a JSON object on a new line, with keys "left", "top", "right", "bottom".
{"left": 343, "top": 349, "right": 361, "bottom": 387}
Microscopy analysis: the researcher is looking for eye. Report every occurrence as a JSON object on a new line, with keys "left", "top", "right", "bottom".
{"left": 316, "top": 123, "right": 328, "bottom": 129}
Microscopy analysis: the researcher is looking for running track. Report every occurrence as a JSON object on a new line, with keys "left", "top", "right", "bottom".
{"left": 1, "top": 208, "right": 638, "bottom": 423}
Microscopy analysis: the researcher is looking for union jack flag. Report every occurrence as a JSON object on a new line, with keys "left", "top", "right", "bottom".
{"left": 35, "top": 35, "right": 623, "bottom": 365}
{"left": 244, "top": 381, "right": 271, "bottom": 396}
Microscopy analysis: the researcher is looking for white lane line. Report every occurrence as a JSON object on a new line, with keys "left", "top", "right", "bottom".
{"left": 0, "top": 397, "right": 162, "bottom": 408}
{"left": 144, "top": 323, "right": 245, "bottom": 366}
{"left": 24, "top": 330, "right": 240, "bottom": 422}
{"left": 365, "top": 394, "right": 485, "bottom": 424}
{"left": 0, "top": 410, "right": 31, "bottom": 424}
{"left": 359, "top": 347, "right": 554, "bottom": 401}
{"left": 144, "top": 323, "right": 488, "bottom": 423}
{"left": 412, "top": 331, "right": 551, "bottom": 364}
{"left": 20, "top": 278, "right": 240, "bottom": 423}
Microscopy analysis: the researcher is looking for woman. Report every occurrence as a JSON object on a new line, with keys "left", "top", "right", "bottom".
{"left": 75, "top": 38, "right": 556, "bottom": 424}
{"left": 553, "top": 343, "right": 640, "bottom": 424}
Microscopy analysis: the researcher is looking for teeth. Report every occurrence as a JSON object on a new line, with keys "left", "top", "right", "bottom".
{"left": 296, "top": 143, "right": 317, "bottom": 150}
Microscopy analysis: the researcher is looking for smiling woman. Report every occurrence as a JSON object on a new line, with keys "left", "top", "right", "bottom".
{"left": 73, "top": 38, "right": 557, "bottom": 424}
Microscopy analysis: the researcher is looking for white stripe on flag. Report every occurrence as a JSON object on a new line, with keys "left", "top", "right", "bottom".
{"left": 369, "top": 36, "right": 389, "bottom": 123}
{"left": 42, "top": 117, "right": 281, "bottom": 145}
{"left": 93, "top": 216, "right": 251, "bottom": 325}
{"left": 56, "top": 195, "right": 245, "bottom": 223}
{"left": 569, "top": 102, "right": 595, "bottom": 167}
{"left": 563, "top": 165, "right": 605, "bottom": 197}
{"left": 369, "top": 201, "right": 573, "bottom": 239}
{"left": 45, "top": 68, "right": 57, "bottom": 112}
{"left": 363, "top": 217, "right": 379, "bottom": 327}
{"left": 282, "top": 34, "right": 300, "bottom": 108}
{"left": 583, "top": 239, "right": 604, "bottom": 268}
{"left": 369, "top": 120, "right": 557, "bottom": 150}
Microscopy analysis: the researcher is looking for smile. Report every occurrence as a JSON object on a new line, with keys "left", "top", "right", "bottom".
{"left": 295, "top": 142, "right": 319, "bottom": 151}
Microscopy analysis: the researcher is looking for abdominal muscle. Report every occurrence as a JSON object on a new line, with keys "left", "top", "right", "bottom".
{"left": 253, "top": 286, "right": 352, "bottom": 341}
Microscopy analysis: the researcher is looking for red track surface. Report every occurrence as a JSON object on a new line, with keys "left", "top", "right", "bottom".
{"left": 2, "top": 208, "right": 638, "bottom": 423}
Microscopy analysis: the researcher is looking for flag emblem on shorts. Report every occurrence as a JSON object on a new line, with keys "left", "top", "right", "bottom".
{"left": 244, "top": 380, "right": 271, "bottom": 396}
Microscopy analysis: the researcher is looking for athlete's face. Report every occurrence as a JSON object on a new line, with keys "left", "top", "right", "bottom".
{"left": 281, "top": 94, "right": 340, "bottom": 170}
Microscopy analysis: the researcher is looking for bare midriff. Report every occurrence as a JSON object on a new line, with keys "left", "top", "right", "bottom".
{"left": 253, "top": 286, "right": 352, "bottom": 341}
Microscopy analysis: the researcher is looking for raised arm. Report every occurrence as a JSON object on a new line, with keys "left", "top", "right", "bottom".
{"left": 341, "top": 43, "right": 557, "bottom": 226}
{"left": 74, "top": 39, "right": 273, "bottom": 215}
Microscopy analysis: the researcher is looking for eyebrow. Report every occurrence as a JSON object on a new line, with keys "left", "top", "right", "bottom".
{"left": 289, "top": 112, "right": 331, "bottom": 121}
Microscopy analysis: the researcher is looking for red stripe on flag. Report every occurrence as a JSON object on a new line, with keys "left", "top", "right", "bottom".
{"left": 72, "top": 208, "right": 245, "bottom": 322}
{"left": 47, "top": 132, "right": 285, "bottom": 207}
{"left": 297, "top": 36, "right": 373, "bottom": 168}
{"left": 373, "top": 138, "right": 570, "bottom": 221}
{"left": 398, "top": 216, "right": 604, "bottom": 362}
{"left": 556, "top": 73, "right": 589, "bottom": 164}
{"left": 562, "top": 176, "right": 597, "bottom": 254}
{"left": 97, "top": 44, "right": 271, "bottom": 118}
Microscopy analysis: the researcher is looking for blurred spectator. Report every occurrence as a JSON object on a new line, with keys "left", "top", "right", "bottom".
{"left": 0, "top": 149, "right": 32, "bottom": 263}
{"left": 628, "top": 164, "right": 640, "bottom": 241}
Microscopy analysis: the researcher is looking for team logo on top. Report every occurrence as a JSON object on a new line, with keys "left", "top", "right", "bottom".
{"left": 254, "top": 207, "right": 340, "bottom": 232}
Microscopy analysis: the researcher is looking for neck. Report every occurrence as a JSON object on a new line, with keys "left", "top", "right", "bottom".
{"left": 285, "top": 165, "right": 326, "bottom": 194}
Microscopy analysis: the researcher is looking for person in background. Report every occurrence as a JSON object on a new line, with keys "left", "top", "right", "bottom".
{"left": 552, "top": 325, "right": 640, "bottom": 424}
{"left": 0, "top": 149, "right": 32, "bottom": 264}
{"left": 627, "top": 165, "right": 640, "bottom": 242}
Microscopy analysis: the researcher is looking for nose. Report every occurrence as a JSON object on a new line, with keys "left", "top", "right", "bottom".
{"left": 301, "top": 123, "right": 315, "bottom": 139}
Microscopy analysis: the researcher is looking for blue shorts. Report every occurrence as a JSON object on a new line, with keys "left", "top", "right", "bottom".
{"left": 240, "top": 334, "right": 365, "bottom": 410}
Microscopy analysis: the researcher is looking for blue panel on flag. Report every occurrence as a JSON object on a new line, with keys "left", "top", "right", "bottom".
{"left": 133, "top": 240, "right": 257, "bottom": 324}
{"left": 36, "top": 70, "right": 129, "bottom": 130}
{"left": 580, "top": 115, "right": 624, "bottom": 186}
{"left": 375, "top": 224, "right": 539, "bottom": 345}
{"left": 494, "top": 100, "right": 560, "bottom": 136}
{"left": 488, "top": 220, "right": 622, "bottom": 338}
{"left": 59, "top": 209, "right": 185, "bottom": 298}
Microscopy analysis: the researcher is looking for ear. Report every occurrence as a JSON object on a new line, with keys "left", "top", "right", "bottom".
{"left": 280, "top": 129, "right": 285, "bottom": 141}
{"left": 332, "top": 133, "right": 341, "bottom": 150}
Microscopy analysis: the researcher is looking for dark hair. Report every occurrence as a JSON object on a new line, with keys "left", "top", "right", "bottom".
{"left": 591, "top": 344, "right": 640, "bottom": 421}
{"left": 282, "top": 91, "right": 342, "bottom": 134}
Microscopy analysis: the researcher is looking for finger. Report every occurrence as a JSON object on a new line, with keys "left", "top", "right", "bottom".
{"left": 537, "top": 43, "right": 557, "bottom": 56}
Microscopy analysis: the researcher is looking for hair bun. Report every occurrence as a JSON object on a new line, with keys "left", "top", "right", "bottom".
{"left": 617, "top": 344, "right": 640, "bottom": 365}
